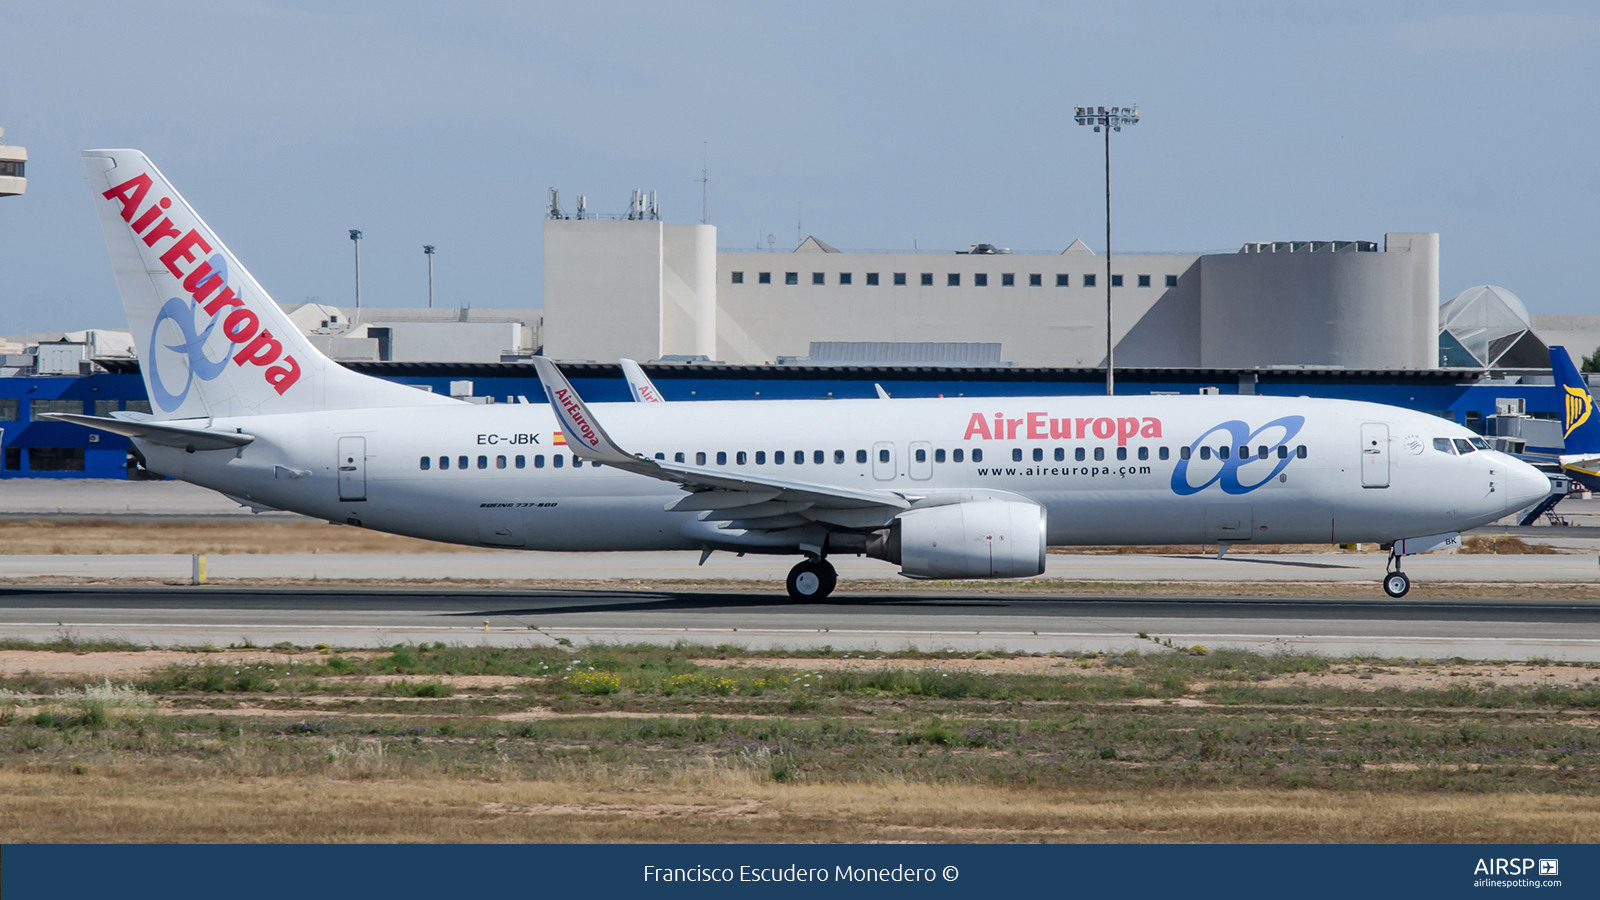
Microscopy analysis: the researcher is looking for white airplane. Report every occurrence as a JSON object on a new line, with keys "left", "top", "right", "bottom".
{"left": 52, "top": 150, "right": 1552, "bottom": 600}
{"left": 619, "top": 359, "right": 665, "bottom": 403}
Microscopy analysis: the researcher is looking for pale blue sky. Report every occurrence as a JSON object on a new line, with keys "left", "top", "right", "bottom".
{"left": 1, "top": 1, "right": 1596, "bottom": 335}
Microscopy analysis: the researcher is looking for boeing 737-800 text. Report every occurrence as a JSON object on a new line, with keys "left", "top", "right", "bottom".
{"left": 51, "top": 150, "right": 1552, "bottom": 600}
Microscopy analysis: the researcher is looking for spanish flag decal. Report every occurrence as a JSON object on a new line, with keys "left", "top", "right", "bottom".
{"left": 1564, "top": 385, "right": 1592, "bottom": 438}
{"left": 552, "top": 431, "right": 567, "bottom": 446}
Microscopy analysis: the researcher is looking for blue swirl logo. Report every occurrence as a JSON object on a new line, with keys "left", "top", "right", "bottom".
{"left": 147, "top": 254, "right": 234, "bottom": 412}
{"left": 1170, "top": 415, "right": 1305, "bottom": 496}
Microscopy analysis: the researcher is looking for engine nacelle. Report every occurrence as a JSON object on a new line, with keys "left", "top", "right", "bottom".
{"left": 867, "top": 500, "right": 1047, "bottom": 579}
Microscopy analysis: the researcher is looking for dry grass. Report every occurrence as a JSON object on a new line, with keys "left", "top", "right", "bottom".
{"left": 1, "top": 771, "right": 1595, "bottom": 843}
{"left": 1459, "top": 536, "right": 1561, "bottom": 555}
{"left": 0, "top": 519, "right": 494, "bottom": 555}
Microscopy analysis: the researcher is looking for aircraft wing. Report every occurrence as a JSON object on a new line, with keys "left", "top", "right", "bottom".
{"left": 532, "top": 357, "right": 907, "bottom": 530}
{"left": 41, "top": 413, "right": 255, "bottom": 451}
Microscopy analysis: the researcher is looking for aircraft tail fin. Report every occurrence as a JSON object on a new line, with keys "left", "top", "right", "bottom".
{"left": 81, "top": 149, "right": 454, "bottom": 420}
{"left": 619, "top": 358, "right": 665, "bottom": 402}
{"left": 1550, "top": 346, "right": 1600, "bottom": 453}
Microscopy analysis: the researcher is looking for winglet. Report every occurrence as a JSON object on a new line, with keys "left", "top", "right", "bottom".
{"left": 531, "top": 357, "right": 635, "bottom": 463}
{"left": 620, "top": 359, "right": 666, "bottom": 403}
{"left": 874, "top": 383, "right": 891, "bottom": 400}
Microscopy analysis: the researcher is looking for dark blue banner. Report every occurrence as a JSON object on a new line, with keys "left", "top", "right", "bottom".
{"left": 4, "top": 844, "right": 1593, "bottom": 898}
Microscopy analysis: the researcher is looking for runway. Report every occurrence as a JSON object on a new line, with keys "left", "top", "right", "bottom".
{"left": 3, "top": 585, "right": 1598, "bottom": 661}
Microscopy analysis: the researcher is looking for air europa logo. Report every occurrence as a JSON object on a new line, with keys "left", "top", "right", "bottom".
{"left": 964, "top": 412, "right": 1161, "bottom": 446}
{"left": 102, "top": 173, "right": 301, "bottom": 410}
{"left": 1171, "top": 416, "right": 1305, "bottom": 496}
{"left": 1564, "top": 384, "right": 1591, "bottom": 438}
{"left": 549, "top": 387, "right": 600, "bottom": 448}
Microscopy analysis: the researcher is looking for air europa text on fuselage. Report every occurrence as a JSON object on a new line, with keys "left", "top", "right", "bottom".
{"left": 101, "top": 172, "right": 301, "bottom": 396}
{"left": 964, "top": 412, "right": 1161, "bottom": 447}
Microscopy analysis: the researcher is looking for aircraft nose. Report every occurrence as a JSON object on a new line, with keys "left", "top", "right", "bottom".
{"left": 1503, "top": 459, "right": 1553, "bottom": 515}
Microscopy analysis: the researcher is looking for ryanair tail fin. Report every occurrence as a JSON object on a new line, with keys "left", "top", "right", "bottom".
{"left": 81, "top": 150, "right": 454, "bottom": 420}
{"left": 1550, "top": 346, "right": 1600, "bottom": 454}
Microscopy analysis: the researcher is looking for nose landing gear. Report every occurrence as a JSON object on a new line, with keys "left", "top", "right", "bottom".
{"left": 786, "top": 557, "right": 838, "bottom": 601}
{"left": 1382, "top": 567, "right": 1411, "bottom": 598}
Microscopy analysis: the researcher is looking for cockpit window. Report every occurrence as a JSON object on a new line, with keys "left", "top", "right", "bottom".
{"left": 1433, "top": 438, "right": 1454, "bottom": 454}
{"left": 1453, "top": 438, "right": 1476, "bottom": 454}
{"left": 1469, "top": 437, "right": 1490, "bottom": 450}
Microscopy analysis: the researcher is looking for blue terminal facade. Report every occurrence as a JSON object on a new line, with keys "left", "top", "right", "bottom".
{"left": 0, "top": 361, "right": 1569, "bottom": 479}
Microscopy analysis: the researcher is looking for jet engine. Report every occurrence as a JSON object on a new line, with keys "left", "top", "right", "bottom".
{"left": 866, "top": 500, "right": 1047, "bottom": 579}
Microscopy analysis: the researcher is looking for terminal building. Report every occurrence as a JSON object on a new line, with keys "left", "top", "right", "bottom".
{"left": 5, "top": 187, "right": 1600, "bottom": 478}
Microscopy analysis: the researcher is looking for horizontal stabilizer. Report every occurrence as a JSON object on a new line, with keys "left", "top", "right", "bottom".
{"left": 41, "top": 412, "right": 254, "bottom": 451}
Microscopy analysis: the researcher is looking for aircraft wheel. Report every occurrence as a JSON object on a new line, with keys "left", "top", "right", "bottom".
{"left": 1382, "top": 571, "right": 1411, "bottom": 598}
{"left": 786, "top": 559, "right": 835, "bottom": 601}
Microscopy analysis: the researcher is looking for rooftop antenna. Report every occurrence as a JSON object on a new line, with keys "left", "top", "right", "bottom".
{"left": 648, "top": 189, "right": 658, "bottom": 220}
{"left": 575, "top": 195, "right": 586, "bottom": 220}
{"left": 796, "top": 203, "right": 802, "bottom": 248}
{"left": 695, "top": 142, "right": 708, "bottom": 224}
{"left": 767, "top": 234, "right": 776, "bottom": 252}
{"left": 547, "top": 188, "right": 564, "bottom": 220}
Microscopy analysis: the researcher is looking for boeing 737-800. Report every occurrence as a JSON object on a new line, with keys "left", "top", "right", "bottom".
{"left": 50, "top": 150, "right": 1552, "bottom": 600}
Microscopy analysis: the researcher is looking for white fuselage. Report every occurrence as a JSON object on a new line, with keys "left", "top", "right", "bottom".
{"left": 137, "top": 394, "right": 1551, "bottom": 558}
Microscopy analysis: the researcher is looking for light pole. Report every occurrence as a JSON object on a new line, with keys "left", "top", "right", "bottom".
{"left": 349, "top": 229, "right": 363, "bottom": 309}
{"left": 1074, "top": 104, "right": 1138, "bottom": 395}
{"left": 423, "top": 244, "right": 435, "bottom": 309}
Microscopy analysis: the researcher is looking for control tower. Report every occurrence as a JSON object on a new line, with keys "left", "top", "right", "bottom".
{"left": 0, "top": 128, "right": 25, "bottom": 197}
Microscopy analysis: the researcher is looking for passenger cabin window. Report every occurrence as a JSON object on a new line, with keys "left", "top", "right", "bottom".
{"left": 553, "top": 455, "right": 564, "bottom": 468}
{"left": 1012, "top": 448, "right": 1023, "bottom": 462}
{"left": 774, "top": 451, "right": 785, "bottom": 464}
{"left": 916, "top": 448, "right": 927, "bottom": 462}
{"left": 1453, "top": 439, "right": 1476, "bottom": 454}
{"left": 1075, "top": 447, "right": 1085, "bottom": 461}
{"left": 1094, "top": 447, "right": 1105, "bottom": 461}
{"left": 1159, "top": 447, "right": 1169, "bottom": 460}
{"left": 696, "top": 452, "right": 707, "bottom": 465}
{"left": 1278, "top": 445, "right": 1290, "bottom": 459}
{"left": 952, "top": 449, "right": 964, "bottom": 463}
{"left": 535, "top": 455, "right": 545, "bottom": 468}
{"left": 755, "top": 451, "right": 766, "bottom": 465}
{"left": 1032, "top": 448, "right": 1043, "bottom": 462}
{"left": 1180, "top": 447, "right": 1191, "bottom": 460}
{"left": 972, "top": 449, "right": 983, "bottom": 462}
{"left": 737, "top": 451, "right": 747, "bottom": 465}
{"left": 675, "top": 452, "right": 685, "bottom": 463}
{"left": 1218, "top": 446, "right": 1230, "bottom": 460}
{"left": 834, "top": 450, "right": 845, "bottom": 464}
{"left": 856, "top": 450, "right": 868, "bottom": 463}
{"left": 717, "top": 451, "right": 727, "bottom": 465}
{"left": 1116, "top": 447, "right": 1127, "bottom": 460}
{"left": 814, "top": 450, "right": 824, "bottom": 464}
{"left": 458, "top": 455, "right": 469, "bottom": 469}
{"left": 420, "top": 456, "right": 430, "bottom": 470}
{"left": 1199, "top": 447, "right": 1210, "bottom": 461}
{"left": 496, "top": 455, "right": 506, "bottom": 469}
{"left": 515, "top": 455, "right": 526, "bottom": 468}
{"left": 935, "top": 449, "right": 946, "bottom": 463}
{"left": 878, "top": 448, "right": 890, "bottom": 463}
{"left": 1296, "top": 446, "right": 1307, "bottom": 458}
{"left": 1138, "top": 447, "right": 1148, "bottom": 460}
{"left": 1054, "top": 447, "right": 1064, "bottom": 461}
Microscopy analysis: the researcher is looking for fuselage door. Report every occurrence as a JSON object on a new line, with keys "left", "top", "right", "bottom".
{"left": 872, "top": 442, "right": 896, "bottom": 481}
{"left": 1360, "top": 423, "right": 1390, "bottom": 488}
{"left": 338, "top": 436, "right": 367, "bottom": 501}
{"left": 908, "top": 441, "right": 933, "bottom": 480}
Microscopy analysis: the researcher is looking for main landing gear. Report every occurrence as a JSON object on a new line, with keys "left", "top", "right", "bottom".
{"left": 1383, "top": 553, "right": 1411, "bottom": 598}
{"left": 786, "top": 557, "right": 838, "bottom": 601}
